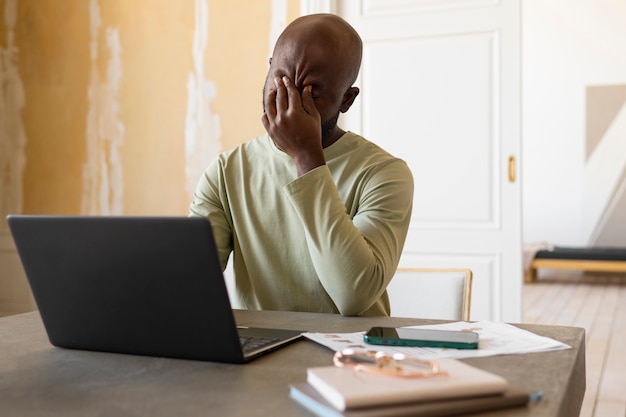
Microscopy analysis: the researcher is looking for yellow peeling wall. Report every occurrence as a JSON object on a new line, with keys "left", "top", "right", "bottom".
{"left": 1, "top": 0, "right": 299, "bottom": 220}
{"left": 0, "top": 0, "right": 299, "bottom": 315}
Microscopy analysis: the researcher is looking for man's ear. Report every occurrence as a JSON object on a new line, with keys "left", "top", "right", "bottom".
{"left": 340, "top": 87, "right": 360, "bottom": 113}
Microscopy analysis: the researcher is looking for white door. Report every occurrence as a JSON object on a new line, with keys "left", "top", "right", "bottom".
{"left": 327, "top": 0, "right": 522, "bottom": 321}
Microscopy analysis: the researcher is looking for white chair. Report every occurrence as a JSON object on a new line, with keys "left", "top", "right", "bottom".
{"left": 386, "top": 268, "right": 473, "bottom": 321}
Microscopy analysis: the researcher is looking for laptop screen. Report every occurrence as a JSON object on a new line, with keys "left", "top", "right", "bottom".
{"left": 7, "top": 215, "right": 301, "bottom": 363}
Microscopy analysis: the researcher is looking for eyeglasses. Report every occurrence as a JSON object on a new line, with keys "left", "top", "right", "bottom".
{"left": 333, "top": 349, "right": 447, "bottom": 378}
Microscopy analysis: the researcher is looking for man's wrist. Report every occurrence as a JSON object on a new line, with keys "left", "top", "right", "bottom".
{"left": 293, "top": 152, "right": 326, "bottom": 177}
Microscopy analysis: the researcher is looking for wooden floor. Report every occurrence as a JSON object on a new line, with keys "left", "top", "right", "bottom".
{"left": 523, "top": 270, "right": 626, "bottom": 417}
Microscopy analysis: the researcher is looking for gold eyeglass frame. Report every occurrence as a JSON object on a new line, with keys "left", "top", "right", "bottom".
{"left": 333, "top": 349, "right": 447, "bottom": 379}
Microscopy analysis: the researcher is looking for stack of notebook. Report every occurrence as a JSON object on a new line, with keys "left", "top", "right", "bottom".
{"left": 290, "top": 358, "right": 531, "bottom": 417}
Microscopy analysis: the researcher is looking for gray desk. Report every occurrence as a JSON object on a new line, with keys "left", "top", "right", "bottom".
{"left": 0, "top": 310, "right": 585, "bottom": 417}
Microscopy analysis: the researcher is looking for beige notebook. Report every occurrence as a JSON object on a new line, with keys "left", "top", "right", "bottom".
{"left": 307, "top": 358, "right": 509, "bottom": 411}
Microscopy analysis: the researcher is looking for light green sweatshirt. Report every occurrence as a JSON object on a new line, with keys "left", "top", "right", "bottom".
{"left": 189, "top": 132, "right": 413, "bottom": 316}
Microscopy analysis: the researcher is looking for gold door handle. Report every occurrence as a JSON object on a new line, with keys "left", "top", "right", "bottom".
{"left": 508, "top": 155, "right": 516, "bottom": 183}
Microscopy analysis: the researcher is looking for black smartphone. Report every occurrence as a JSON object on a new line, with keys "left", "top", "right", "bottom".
{"left": 364, "top": 326, "right": 479, "bottom": 349}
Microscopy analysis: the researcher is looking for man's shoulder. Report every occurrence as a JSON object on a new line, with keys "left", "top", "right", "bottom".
{"left": 219, "top": 134, "right": 271, "bottom": 160}
{"left": 338, "top": 132, "right": 405, "bottom": 163}
{"left": 339, "top": 133, "right": 413, "bottom": 184}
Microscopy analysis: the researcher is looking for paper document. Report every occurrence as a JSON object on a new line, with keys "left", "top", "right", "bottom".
{"left": 303, "top": 320, "right": 570, "bottom": 359}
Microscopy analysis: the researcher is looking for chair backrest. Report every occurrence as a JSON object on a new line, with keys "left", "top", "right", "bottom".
{"left": 386, "top": 268, "right": 473, "bottom": 321}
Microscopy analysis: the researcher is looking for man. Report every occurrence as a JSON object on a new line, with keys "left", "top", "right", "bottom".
{"left": 189, "top": 13, "right": 413, "bottom": 316}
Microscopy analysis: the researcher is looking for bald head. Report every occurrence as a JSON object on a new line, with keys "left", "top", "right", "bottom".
{"left": 273, "top": 14, "right": 363, "bottom": 87}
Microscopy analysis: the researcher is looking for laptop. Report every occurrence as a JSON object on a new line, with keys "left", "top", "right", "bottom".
{"left": 7, "top": 215, "right": 303, "bottom": 363}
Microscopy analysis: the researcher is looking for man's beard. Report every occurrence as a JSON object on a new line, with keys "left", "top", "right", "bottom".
{"left": 321, "top": 111, "right": 340, "bottom": 143}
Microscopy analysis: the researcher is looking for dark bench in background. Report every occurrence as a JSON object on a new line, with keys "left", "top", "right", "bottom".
{"left": 525, "top": 246, "right": 626, "bottom": 282}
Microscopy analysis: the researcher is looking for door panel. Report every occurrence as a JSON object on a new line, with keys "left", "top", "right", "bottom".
{"left": 361, "top": 33, "right": 496, "bottom": 226}
{"left": 336, "top": 0, "right": 522, "bottom": 321}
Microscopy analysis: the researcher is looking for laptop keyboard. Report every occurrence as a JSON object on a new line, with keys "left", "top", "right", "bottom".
{"left": 239, "top": 335, "right": 280, "bottom": 353}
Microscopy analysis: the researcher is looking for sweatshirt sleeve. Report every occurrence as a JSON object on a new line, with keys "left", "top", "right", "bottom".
{"left": 188, "top": 158, "right": 233, "bottom": 271}
{"left": 284, "top": 161, "right": 414, "bottom": 316}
